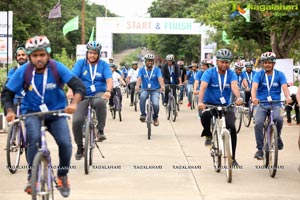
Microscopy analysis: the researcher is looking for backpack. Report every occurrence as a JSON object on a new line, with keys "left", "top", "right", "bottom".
{"left": 24, "top": 59, "right": 63, "bottom": 91}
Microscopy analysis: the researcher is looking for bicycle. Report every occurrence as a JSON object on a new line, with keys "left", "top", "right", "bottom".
{"left": 187, "top": 85, "right": 196, "bottom": 110}
{"left": 204, "top": 104, "right": 234, "bottom": 183}
{"left": 165, "top": 84, "right": 178, "bottom": 122}
{"left": 12, "top": 110, "right": 70, "bottom": 200}
{"left": 243, "top": 98, "right": 254, "bottom": 127}
{"left": 234, "top": 105, "right": 243, "bottom": 133}
{"left": 259, "top": 100, "right": 285, "bottom": 178}
{"left": 83, "top": 96, "right": 105, "bottom": 175}
{"left": 110, "top": 88, "right": 122, "bottom": 122}
{"left": 6, "top": 96, "right": 26, "bottom": 174}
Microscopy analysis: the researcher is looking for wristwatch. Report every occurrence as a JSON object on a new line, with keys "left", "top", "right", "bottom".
{"left": 106, "top": 90, "right": 111, "bottom": 92}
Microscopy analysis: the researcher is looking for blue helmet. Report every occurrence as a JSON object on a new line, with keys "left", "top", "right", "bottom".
{"left": 86, "top": 41, "right": 102, "bottom": 52}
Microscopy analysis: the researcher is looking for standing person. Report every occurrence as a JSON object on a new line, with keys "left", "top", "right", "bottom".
{"left": 1, "top": 36, "right": 85, "bottom": 197}
{"left": 69, "top": 41, "right": 112, "bottom": 160}
{"left": 135, "top": 53, "right": 164, "bottom": 126}
{"left": 108, "top": 63, "right": 126, "bottom": 109}
{"left": 161, "top": 54, "right": 182, "bottom": 106}
{"left": 251, "top": 52, "right": 292, "bottom": 160}
{"left": 198, "top": 49, "right": 243, "bottom": 167}
{"left": 177, "top": 60, "right": 187, "bottom": 104}
{"left": 127, "top": 61, "right": 139, "bottom": 106}
{"left": 242, "top": 61, "right": 257, "bottom": 107}
{"left": 285, "top": 85, "right": 300, "bottom": 126}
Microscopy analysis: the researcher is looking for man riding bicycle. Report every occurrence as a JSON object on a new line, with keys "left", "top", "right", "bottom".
{"left": 1, "top": 36, "right": 85, "bottom": 197}
{"left": 135, "top": 53, "right": 164, "bottom": 126}
{"left": 186, "top": 62, "right": 198, "bottom": 107}
{"left": 251, "top": 52, "right": 292, "bottom": 160}
{"left": 242, "top": 61, "right": 257, "bottom": 107}
{"left": 127, "top": 61, "right": 140, "bottom": 106}
{"left": 198, "top": 48, "right": 243, "bottom": 167}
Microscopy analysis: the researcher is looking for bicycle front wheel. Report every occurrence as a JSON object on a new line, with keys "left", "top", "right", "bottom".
{"left": 171, "top": 98, "right": 177, "bottom": 122}
{"left": 212, "top": 127, "right": 221, "bottom": 173}
{"left": 265, "top": 124, "right": 278, "bottom": 178}
{"left": 223, "top": 130, "right": 232, "bottom": 183}
{"left": 242, "top": 106, "right": 252, "bottom": 127}
{"left": 235, "top": 107, "right": 242, "bottom": 134}
{"left": 84, "top": 120, "right": 91, "bottom": 175}
{"left": 134, "top": 93, "right": 138, "bottom": 112}
{"left": 146, "top": 103, "right": 151, "bottom": 140}
{"left": 6, "top": 122, "right": 22, "bottom": 174}
{"left": 31, "top": 152, "right": 54, "bottom": 200}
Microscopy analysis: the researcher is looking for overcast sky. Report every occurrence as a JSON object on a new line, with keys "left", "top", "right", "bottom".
{"left": 89, "top": 0, "right": 154, "bottom": 17}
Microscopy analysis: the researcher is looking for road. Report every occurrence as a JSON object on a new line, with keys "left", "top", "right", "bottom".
{"left": 0, "top": 95, "right": 300, "bottom": 200}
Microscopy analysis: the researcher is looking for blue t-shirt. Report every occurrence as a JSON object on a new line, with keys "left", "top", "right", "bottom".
{"left": 121, "top": 68, "right": 129, "bottom": 78}
{"left": 195, "top": 70, "right": 204, "bottom": 90}
{"left": 236, "top": 72, "right": 244, "bottom": 88}
{"left": 138, "top": 66, "right": 162, "bottom": 89}
{"left": 242, "top": 70, "right": 257, "bottom": 89}
{"left": 6, "top": 61, "right": 74, "bottom": 114}
{"left": 253, "top": 69, "right": 287, "bottom": 104}
{"left": 72, "top": 58, "right": 112, "bottom": 96}
{"left": 186, "top": 70, "right": 197, "bottom": 84}
{"left": 7, "top": 67, "right": 25, "bottom": 98}
{"left": 201, "top": 67, "right": 237, "bottom": 105}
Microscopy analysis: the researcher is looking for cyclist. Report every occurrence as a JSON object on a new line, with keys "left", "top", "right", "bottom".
{"left": 251, "top": 52, "right": 292, "bottom": 160}
{"left": 1, "top": 35, "right": 85, "bottom": 197}
{"left": 127, "top": 61, "right": 140, "bottom": 106}
{"left": 232, "top": 62, "right": 245, "bottom": 102}
{"left": 186, "top": 62, "right": 198, "bottom": 107}
{"left": 121, "top": 63, "right": 130, "bottom": 80}
{"left": 135, "top": 53, "right": 164, "bottom": 126}
{"left": 198, "top": 48, "right": 243, "bottom": 167}
{"left": 193, "top": 59, "right": 213, "bottom": 95}
{"left": 69, "top": 41, "right": 113, "bottom": 160}
{"left": 284, "top": 85, "right": 300, "bottom": 126}
{"left": 108, "top": 57, "right": 114, "bottom": 64}
{"left": 161, "top": 54, "right": 182, "bottom": 106}
{"left": 109, "top": 63, "right": 126, "bottom": 110}
{"left": 242, "top": 61, "right": 257, "bottom": 107}
{"left": 177, "top": 60, "right": 187, "bottom": 104}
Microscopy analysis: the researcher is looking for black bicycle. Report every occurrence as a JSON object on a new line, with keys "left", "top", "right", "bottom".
{"left": 110, "top": 88, "right": 122, "bottom": 122}
{"left": 165, "top": 84, "right": 178, "bottom": 122}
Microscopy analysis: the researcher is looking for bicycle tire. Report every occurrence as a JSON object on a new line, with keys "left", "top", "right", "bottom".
{"left": 166, "top": 102, "right": 171, "bottom": 120}
{"left": 212, "top": 127, "right": 221, "bottom": 173}
{"left": 31, "top": 152, "right": 54, "bottom": 200}
{"left": 112, "top": 106, "right": 116, "bottom": 119}
{"left": 267, "top": 124, "right": 278, "bottom": 178}
{"left": 242, "top": 106, "right": 252, "bottom": 127}
{"left": 89, "top": 123, "right": 95, "bottom": 166}
{"left": 235, "top": 107, "right": 242, "bottom": 134}
{"left": 134, "top": 93, "right": 138, "bottom": 112}
{"left": 6, "top": 123, "right": 22, "bottom": 174}
{"left": 146, "top": 103, "right": 151, "bottom": 140}
{"left": 84, "top": 120, "right": 90, "bottom": 175}
{"left": 116, "top": 97, "right": 122, "bottom": 122}
{"left": 223, "top": 130, "right": 232, "bottom": 183}
{"left": 188, "top": 92, "right": 194, "bottom": 110}
{"left": 171, "top": 98, "right": 177, "bottom": 122}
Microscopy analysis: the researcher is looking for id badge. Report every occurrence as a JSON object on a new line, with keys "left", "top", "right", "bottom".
{"left": 39, "top": 104, "right": 49, "bottom": 112}
{"left": 267, "top": 96, "right": 272, "bottom": 101}
{"left": 148, "top": 84, "right": 151, "bottom": 88}
{"left": 220, "top": 97, "right": 226, "bottom": 104}
{"left": 90, "top": 85, "right": 96, "bottom": 92}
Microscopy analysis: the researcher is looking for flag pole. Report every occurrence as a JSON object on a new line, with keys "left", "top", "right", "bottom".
{"left": 81, "top": 0, "right": 85, "bottom": 44}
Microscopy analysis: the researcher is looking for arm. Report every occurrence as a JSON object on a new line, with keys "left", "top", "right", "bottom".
{"left": 242, "top": 79, "right": 249, "bottom": 91}
{"left": 65, "top": 76, "right": 86, "bottom": 114}
{"left": 251, "top": 82, "right": 259, "bottom": 105}
{"left": 1, "top": 87, "right": 16, "bottom": 121}
{"left": 135, "top": 77, "right": 142, "bottom": 90}
{"left": 102, "top": 78, "right": 113, "bottom": 100}
{"left": 231, "top": 80, "right": 243, "bottom": 105}
{"left": 296, "top": 87, "right": 300, "bottom": 105}
{"left": 193, "top": 80, "right": 199, "bottom": 95}
{"left": 198, "top": 81, "right": 208, "bottom": 110}
{"left": 119, "top": 76, "right": 126, "bottom": 86}
{"left": 158, "top": 77, "right": 165, "bottom": 92}
{"left": 282, "top": 84, "right": 292, "bottom": 104}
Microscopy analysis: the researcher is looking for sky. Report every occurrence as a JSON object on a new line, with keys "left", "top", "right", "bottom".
{"left": 89, "top": 0, "right": 155, "bottom": 17}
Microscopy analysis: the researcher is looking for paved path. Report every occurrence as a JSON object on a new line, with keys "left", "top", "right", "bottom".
{"left": 0, "top": 96, "right": 299, "bottom": 200}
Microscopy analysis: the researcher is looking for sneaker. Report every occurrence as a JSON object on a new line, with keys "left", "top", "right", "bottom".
{"left": 139, "top": 115, "right": 146, "bottom": 122}
{"left": 130, "top": 102, "right": 133, "bottom": 106}
{"left": 96, "top": 131, "right": 107, "bottom": 142}
{"left": 153, "top": 119, "right": 159, "bottom": 126}
{"left": 24, "top": 181, "right": 32, "bottom": 195}
{"left": 75, "top": 146, "right": 84, "bottom": 160}
{"left": 232, "top": 159, "right": 240, "bottom": 168}
{"left": 56, "top": 176, "right": 70, "bottom": 197}
{"left": 163, "top": 103, "right": 167, "bottom": 107}
{"left": 254, "top": 150, "right": 263, "bottom": 160}
{"left": 205, "top": 136, "right": 212, "bottom": 146}
{"left": 278, "top": 138, "right": 284, "bottom": 150}
{"left": 178, "top": 100, "right": 183, "bottom": 104}
{"left": 187, "top": 102, "right": 191, "bottom": 107}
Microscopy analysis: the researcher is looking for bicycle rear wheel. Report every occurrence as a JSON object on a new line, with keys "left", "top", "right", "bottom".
{"left": 242, "top": 106, "right": 252, "bottom": 127}
{"left": 31, "top": 152, "right": 54, "bottom": 200}
{"left": 235, "top": 107, "right": 242, "bottom": 133}
{"left": 264, "top": 124, "right": 278, "bottom": 178}
{"left": 6, "top": 122, "right": 22, "bottom": 174}
{"left": 171, "top": 98, "right": 177, "bottom": 122}
{"left": 84, "top": 120, "right": 91, "bottom": 175}
{"left": 89, "top": 124, "right": 95, "bottom": 166}
{"left": 211, "top": 126, "right": 221, "bottom": 173}
{"left": 146, "top": 103, "right": 151, "bottom": 140}
{"left": 223, "top": 130, "right": 232, "bottom": 183}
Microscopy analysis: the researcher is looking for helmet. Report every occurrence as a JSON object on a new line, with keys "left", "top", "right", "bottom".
{"left": 86, "top": 41, "right": 102, "bottom": 52}
{"left": 25, "top": 36, "right": 51, "bottom": 55}
{"left": 201, "top": 59, "right": 214, "bottom": 67}
{"left": 109, "top": 63, "right": 118, "bottom": 69}
{"left": 244, "top": 61, "right": 253, "bottom": 68}
{"left": 109, "top": 57, "right": 114, "bottom": 61}
{"left": 177, "top": 60, "right": 184, "bottom": 66}
{"left": 144, "top": 53, "right": 155, "bottom": 60}
{"left": 216, "top": 49, "right": 233, "bottom": 61}
{"left": 166, "top": 54, "right": 174, "bottom": 61}
{"left": 261, "top": 52, "right": 276, "bottom": 62}
{"left": 234, "top": 62, "right": 244, "bottom": 69}
{"left": 132, "top": 61, "right": 138, "bottom": 66}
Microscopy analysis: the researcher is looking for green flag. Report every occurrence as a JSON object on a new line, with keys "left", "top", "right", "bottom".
{"left": 89, "top": 26, "right": 95, "bottom": 42}
{"left": 222, "top": 31, "right": 230, "bottom": 45}
{"left": 63, "top": 16, "right": 79, "bottom": 36}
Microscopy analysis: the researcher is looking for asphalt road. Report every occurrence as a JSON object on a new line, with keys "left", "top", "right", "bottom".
{"left": 0, "top": 95, "right": 299, "bottom": 200}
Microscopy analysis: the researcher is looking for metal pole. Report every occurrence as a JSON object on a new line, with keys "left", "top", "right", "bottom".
{"left": 6, "top": 0, "right": 9, "bottom": 75}
{"left": 81, "top": 0, "right": 85, "bottom": 44}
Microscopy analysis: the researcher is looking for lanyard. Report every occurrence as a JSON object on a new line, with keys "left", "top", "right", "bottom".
{"left": 246, "top": 72, "right": 252, "bottom": 85}
{"left": 31, "top": 68, "right": 48, "bottom": 104}
{"left": 265, "top": 70, "right": 275, "bottom": 95}
{"left": 216, "top": 67, "right": 227, "bottom": 97}
{"left": 168, "top": 66, "right": 173, "bottom": 74}
{"left": 192, "top": 71, "right": 196, "bottom": 80}
{"left": 145, "top": 66, "right": 154, "bottom": 82}
{"left": 89, "top": 63, "right": 98, "bottom": 84}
